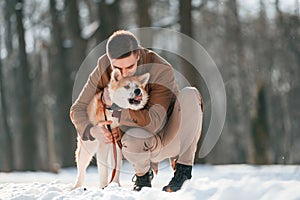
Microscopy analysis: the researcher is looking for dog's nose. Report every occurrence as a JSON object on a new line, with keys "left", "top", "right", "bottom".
{"left": 134, "top": 88, "right": 141, "bottom": 96}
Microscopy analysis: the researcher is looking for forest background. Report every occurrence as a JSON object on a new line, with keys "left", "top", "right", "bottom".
{"left": 0, "top": 0, "right": 299, "bottom": 172}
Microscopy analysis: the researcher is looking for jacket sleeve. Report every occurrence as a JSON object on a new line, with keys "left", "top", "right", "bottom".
{"left": 118, "top": 66, "right": 178, "bottom": 134}
{"left": 69, "top": 62, "right": 103, "bottom": 140}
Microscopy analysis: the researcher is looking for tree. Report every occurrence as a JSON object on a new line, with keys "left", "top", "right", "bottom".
{"left": 222, "top": 0, "right": 253, "bottom": 163}
{"left": 15, "top": 0, "right": 37, "bottom": 170}
{"left": 0, "top": 33, "right": 14, "bottom": 171}
{"left": 178, "top": 0, "right": 208, "bottom": 90}
{"left": 135, "top": 0, "right": 153, "bottom": 48}
{"left": 273, "top": 0, "right": 295, "bottom": 164}
{"left": 179, "top": 0, "right": 195, "bottom": 86}
{"left": 95, "top": 0, "right": 121, "bottom": 42}
{"left": 251, "top": 82, "right": 271, "bottom": 164}
{"left": 49, "top": 0, "right": 79, "bottom": 167}
{"left": 4, "top": 0, "right": 13, "bottom": 56}
{"left": 136, "top": 0, "right": 151, "bottom": 27}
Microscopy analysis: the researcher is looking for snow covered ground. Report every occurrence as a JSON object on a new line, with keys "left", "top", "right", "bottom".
{"left": 1, "top": 161, "right": 300, "bottom": 200}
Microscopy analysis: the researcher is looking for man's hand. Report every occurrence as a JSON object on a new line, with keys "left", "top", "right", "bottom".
{"left": 102, "top": 87, "right": 112, "bottom": 107}
{"left": 90, "top": 120, "right": 115, "bottom": 143}
{"left": 111, "top": 127, "right": 121, "bottom": 142}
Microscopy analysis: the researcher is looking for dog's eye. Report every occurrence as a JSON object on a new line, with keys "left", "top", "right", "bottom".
{"left": 124, "top": 85, "right": 130, "bottom": 89}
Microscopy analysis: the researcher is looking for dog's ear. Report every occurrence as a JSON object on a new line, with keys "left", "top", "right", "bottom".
{"left": 138, "top": 73, "right": 150, "bottom": 87}
{"left": 111, "top": 69, "right": 122, "bottom": 82}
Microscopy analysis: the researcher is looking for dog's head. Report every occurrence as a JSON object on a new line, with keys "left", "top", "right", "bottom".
{"left": 108, "top": 69, "right": 150, "bottom": 110}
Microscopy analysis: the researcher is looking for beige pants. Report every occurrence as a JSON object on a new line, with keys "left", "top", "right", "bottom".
{"left": 121, "top": 87, "right": 203, "bottom": 175}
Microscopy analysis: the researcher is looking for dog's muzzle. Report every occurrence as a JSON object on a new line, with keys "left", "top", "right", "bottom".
{"left": 129, "top": 88, "right": 143, "bottom": 105}
{"left": 128, "top": 97, "right": 142, "bottom": 105}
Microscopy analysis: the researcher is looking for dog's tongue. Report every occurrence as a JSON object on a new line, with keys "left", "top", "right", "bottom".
{"left": 134, "top": 95, "right": 142, "bottom": 101}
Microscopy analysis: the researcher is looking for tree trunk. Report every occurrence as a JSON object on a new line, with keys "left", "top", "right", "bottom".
{"left": 254, "top": 0, "right": 276, "bottom": 163}
{"left": 136, "top": 0, "right": 151, "bottom": 27}
{"left": 274, "top": 0, "right": 295, "bottom": 164}
{"left": 15, "top": 0, "right": 37, "bottom": 170}
{"left": 135, "top": 0, "right": 153, "bottom": 48}
{"left": 251, "top": 82, "right": 271, "bottom": 164}
{"left": 49, "top": 0, "right": 76, "bottom": 167}
{"left": 0, "top": 37, "right": 14, "bottom": 171}
{"left": 179, "top": 0, "right": 208, "bottom": 164}
{"left": 295, "top": 0, "right": 300, "bottom": 16}
{"left": 40, "top": 43, "right": 59, "bottom": 173}
{"left": 64, "top": 0, "right": 88, "bottom": 167}
{"left": 66, "top": 0, "right": 81, "bottom": 39}
{"left": 179, "top": 0, "right": 204, "bottom": 89}
{"left": 95, "top": 0, "right": 120, "bottom": 42}
{"left": 223, "top": 0, "right": 253, "bottom": 163}
{"left": 179, "top": 0, "right": 196, "bottom": 86}
{"left": 180, "top": 0, "right": 192, "bottom": 36}
{"left": 4, "top": 0, "right": 14, "bottom": 56}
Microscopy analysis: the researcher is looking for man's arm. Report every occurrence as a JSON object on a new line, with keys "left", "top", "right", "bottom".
{"left": 69, "top": 61, "right": 103, "bottom": 140}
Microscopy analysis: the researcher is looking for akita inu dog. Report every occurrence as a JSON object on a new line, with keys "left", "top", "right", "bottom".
{"left": 73, "top": 69, "right": 150, "bottom": 189}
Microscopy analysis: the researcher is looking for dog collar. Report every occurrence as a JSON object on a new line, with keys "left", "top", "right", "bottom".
{"left": 105, "top": 103, "right": 122, "bottom": 112}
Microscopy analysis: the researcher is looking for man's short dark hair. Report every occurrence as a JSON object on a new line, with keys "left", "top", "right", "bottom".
{"left": 106, "top": 30, "right": 140, "bottom": 59}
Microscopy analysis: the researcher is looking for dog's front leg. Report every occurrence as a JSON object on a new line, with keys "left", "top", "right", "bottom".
{"left": 73, "top": 139, "right": 98, "bottom": 189}
{"left": 97, "top": 143, "right": 110, "bottom": 189}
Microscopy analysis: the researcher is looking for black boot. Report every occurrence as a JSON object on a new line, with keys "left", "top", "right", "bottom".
{"left": 132, "top": 169, "right": 154, "bottom": 191}
{"left": 162, "top": 163, "right": 192, "bottom": 192}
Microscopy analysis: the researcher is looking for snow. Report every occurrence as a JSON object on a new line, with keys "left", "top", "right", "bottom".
{"left": 1, "top": 161, "right": 300, "bottom": 200}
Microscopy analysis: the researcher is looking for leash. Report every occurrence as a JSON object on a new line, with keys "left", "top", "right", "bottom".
{"left": 104, "top": 109, "right": 118, "bottom": 185}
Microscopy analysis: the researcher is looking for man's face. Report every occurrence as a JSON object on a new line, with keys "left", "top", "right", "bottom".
{"left": 110, "top": 52, "right": 140, "bottom": 77}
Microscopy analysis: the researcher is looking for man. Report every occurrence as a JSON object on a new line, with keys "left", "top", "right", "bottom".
{"left": 70, "top": 30, "right": 203, "bottom": 192}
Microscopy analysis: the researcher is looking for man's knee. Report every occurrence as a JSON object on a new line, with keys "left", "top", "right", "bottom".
{"left": 121, "top": 133, "right": 140, "bottom": 149}
{"left": 179, "top": 87, "right": 203, "bottom": 112}
{"left": 121, "top": 128, "right": 159, "bottom": 153}
{"left": 178, "top": 87, "right": 203, "bottom": 112}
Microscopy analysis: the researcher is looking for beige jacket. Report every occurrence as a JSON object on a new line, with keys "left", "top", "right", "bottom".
{"left": 70, "top": 48, "right": 179, "bottom": 140}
